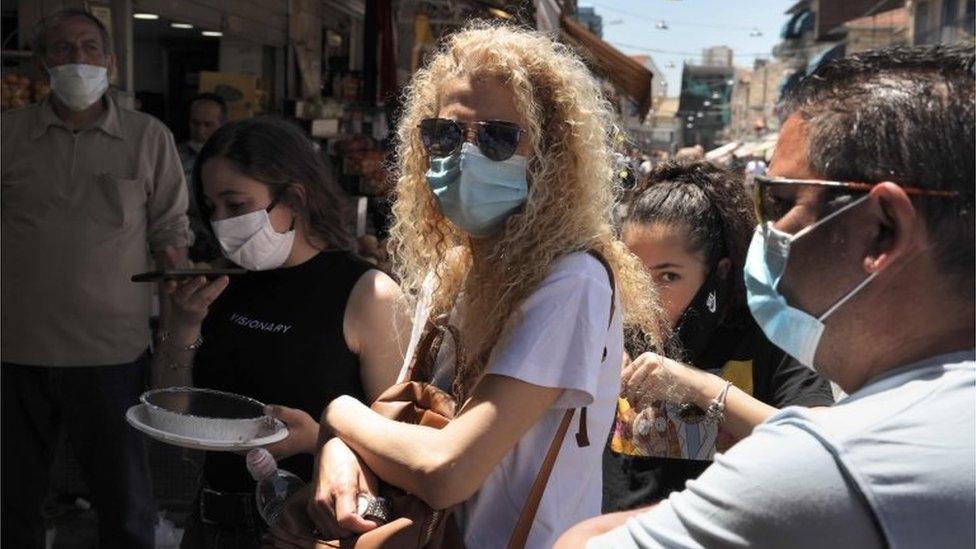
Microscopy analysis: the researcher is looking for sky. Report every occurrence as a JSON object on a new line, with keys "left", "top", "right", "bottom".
{"left": 579, "top": 0, "right": 797, "bottom": 96}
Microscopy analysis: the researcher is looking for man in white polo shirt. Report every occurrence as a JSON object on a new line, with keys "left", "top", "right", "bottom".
{"left": 558, "top": 44, "right": 975, "bottom": 549}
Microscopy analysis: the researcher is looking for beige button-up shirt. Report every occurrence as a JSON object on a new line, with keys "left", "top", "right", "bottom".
{"left": 1, "top": 95, "right": 190, "bottom": 366}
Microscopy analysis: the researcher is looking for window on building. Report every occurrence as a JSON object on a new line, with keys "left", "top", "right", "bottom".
{"left": 915, "top": 1, "right": 931, "bottom": 44}
{"left": 943, "top": 0, "right": 960, "bottom": 25}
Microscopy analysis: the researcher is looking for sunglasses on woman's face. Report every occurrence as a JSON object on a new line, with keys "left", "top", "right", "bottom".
{"left": 419, "top": 118, "right": 523, "bottom": 161}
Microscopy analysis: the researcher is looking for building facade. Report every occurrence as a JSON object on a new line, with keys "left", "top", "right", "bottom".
{"left": 702, "top": 45, "right": 734, "bottom": 67}
{"left": 630, "top": 54, "right": 668, "bottom": 103}
{"left": 908, "top": 0, "right": 975, "bottom": 44}
{"left": 729, "top": 58, "right": 791, "bottom": 141}
{"left": 621, "top": 54, "right": 676, "bottom": 152}
{"left": 676, "top": 63, "right": 735, "bottom": 151}
{"left": 773, "top": 0, "right": 912, "bottom": 102}
{"left": 574, "top": 6, "right": 603, "bottom": 38}
{"left": 843, "top": 7, "right": 909, "bottom": 53}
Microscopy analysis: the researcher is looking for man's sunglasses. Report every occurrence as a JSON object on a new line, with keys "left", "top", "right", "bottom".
{"left": 419, "top": 118, "right": 523, "bottom": 162}
{"left": 752, "top": 175, "right": 965, "bottom": 226}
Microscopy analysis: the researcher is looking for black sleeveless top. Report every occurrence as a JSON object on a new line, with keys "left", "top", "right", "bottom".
{"left": 193, "top": 250, "right": 373, "bottom": 492}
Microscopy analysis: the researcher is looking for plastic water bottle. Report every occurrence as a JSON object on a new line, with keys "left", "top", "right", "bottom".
{"left": 246, "top": 448, "right": 305, "bottom": 526}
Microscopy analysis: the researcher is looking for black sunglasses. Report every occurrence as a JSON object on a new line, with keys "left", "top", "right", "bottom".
{"left": 419, "top": 118, "right": 523, "bottom": 162}
{"left": 752, "top": 175, "right": 964, "bottom": 226}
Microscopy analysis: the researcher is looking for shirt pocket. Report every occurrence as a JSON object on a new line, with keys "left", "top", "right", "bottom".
{"left": 88, "top": 173, "right": 147, "bottom": 229}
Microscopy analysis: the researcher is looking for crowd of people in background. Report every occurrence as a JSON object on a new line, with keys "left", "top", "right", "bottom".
{"left": 2, "top": 7, "right": 973, "bottom": 549}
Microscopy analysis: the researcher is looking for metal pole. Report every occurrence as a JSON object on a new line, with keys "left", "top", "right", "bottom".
{"left": 760, "top": 65, "right": 767, "bottom": 130}
{"left": 286, "top": 0, "right": 295, "bottom": 99}
{"left": 906, "top": 0, "right": 917, "bottom": 45}
{"left": 110, "top": 0, "right": 134, "bottom": 108}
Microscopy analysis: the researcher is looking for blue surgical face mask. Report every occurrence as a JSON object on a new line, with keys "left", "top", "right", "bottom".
{"left": 425, "top": 142, "right": 528, "bottom": 237}
{"left": 744, "top": 195, "right": 878, "bottom": 369}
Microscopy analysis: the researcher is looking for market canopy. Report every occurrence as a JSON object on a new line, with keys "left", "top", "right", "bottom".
{"left": 560, "top": 15, "right": 654, "bottom": 120}
{"left": 705, "top": 141, "right": 741, "bottom": 160}
{"left": 734, "top": 134, "right": 779, "bottom": 159}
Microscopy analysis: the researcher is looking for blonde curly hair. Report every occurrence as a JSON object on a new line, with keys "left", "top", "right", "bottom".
{"left": 390, "top": 23, "right": 666, "bottom": 400}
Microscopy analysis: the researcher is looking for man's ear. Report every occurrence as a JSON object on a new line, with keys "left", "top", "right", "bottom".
{"left": 107, "top": 52, "right": 117, "bottom": 82}
{"left": 864, "top": 182, "right": 921, "bottom": 275}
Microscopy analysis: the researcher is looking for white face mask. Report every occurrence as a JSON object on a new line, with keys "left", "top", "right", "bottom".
{"left": 47, "top": 64, "right": 109, "bottom": 112}
{"left": 211, "top": 204, "right": 295, "bottom": 271}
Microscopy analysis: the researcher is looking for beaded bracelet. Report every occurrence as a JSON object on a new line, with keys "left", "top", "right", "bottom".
{"left": 157, "top": 330, "right": 204, "bottom": 351}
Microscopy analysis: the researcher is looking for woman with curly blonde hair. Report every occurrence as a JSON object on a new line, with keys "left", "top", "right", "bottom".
{"left": 299, "top": 23, "right": 665, "bottom": 548}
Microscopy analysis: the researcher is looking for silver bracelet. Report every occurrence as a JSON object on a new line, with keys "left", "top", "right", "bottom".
{"left": 156, "top": 345, "right": 194, "bottom": 371}
{"left": 705, "top": 381, "right": 733, "bottom": 424}
{"left": 157, "top": 330, "right": 203, "bottom": 351}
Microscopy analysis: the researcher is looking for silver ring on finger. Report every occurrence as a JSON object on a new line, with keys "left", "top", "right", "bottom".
{"left": 356, "top": 493, "right": 391, "bottom": 525}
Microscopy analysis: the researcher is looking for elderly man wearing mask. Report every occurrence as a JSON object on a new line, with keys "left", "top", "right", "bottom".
{"left": 177, "top": 92, "right": 227, "bottom": 261}
{"left": 559, "top": 44, "right": 975, "bottom": 549}
{"left": 1, "top": 8, "right": 189, "bottom": 549}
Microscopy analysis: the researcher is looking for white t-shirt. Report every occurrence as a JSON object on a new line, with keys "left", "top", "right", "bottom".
{"left": 399, "top": 252, "right": 623, "bottom": 549}
{"left": 590, "top": 350, "right": 976, "bottom": 549}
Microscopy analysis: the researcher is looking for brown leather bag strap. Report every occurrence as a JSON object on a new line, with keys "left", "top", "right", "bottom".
{"left": 407, "top": 324, "right": 441, "bottom": 382}
{"left": 407, "top": 315, "right": 465, "bottom": 383}
{"left": 585, "top": 250, "right": 616, "bottom": 329}
{"left": 570, "top": 250, "right": 617, "bottom": 449}
{"left": 506, "top": 407, "right": 576, "bottom": 549}
{"left": 506, "top": 251, "right": 618, "bottom": 547}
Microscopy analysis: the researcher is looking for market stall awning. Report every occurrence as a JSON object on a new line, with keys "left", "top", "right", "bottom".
{"left": 733, "top": 133, "right": 779, "bottom": 159}
{"left": 705, "top": 141, "right": 741, "bottom": 160}
{"left": 560, "top": 15, "right": 653, "bottom": 120}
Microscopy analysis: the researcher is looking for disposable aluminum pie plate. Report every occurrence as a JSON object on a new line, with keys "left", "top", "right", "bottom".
{"left": 126, "top": 387, "right": 287, "bottom": 451}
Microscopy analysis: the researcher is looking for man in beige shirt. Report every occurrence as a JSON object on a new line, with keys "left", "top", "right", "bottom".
{"left": 1, "top": 9, "right": 189, "bottom": 548}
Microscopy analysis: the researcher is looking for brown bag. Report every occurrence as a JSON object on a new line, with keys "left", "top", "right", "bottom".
{"left": 288, "top": 251, "right": 616, "bottom": 549}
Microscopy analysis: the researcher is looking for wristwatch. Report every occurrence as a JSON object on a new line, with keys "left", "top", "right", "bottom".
{"left": 705, "top": 381, "right": 733, "bottom": 424}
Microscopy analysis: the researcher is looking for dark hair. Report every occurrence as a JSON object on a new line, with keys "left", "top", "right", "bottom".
{"left": 625, "top": 160, "right": 756, "bottom": 324}
{"left": 780, "top": 43, "right": 975, "bottom": 288}
{"left": 191, "top": 92, "right": 228, "bottom": 119}
{"left": 193, "top": 117, "right": 353, "bottom": 252}
{"left": 33, "top": 8, "right": 113, "bottom": 57}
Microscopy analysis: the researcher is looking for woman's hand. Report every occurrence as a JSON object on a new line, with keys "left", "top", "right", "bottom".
{"left": 151, "top": 273, "right": 228, "bottom": 389}
{"left": 622, "top": 352, "right": 713, "bottom": 410}
{"left": 165, "top": 275, "right": 230, "bottom": 329}
{"left": 623, "top": 352, "right": 780, "bottom": 446}
{"left": 262, "top": 405, "right": 320, "bottom": 461}
{"left": 307, "top": 437, "right": 381, "bottom": 538}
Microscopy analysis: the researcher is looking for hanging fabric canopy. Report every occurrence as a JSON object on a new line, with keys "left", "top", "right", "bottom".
{"left": 560, "top": 15, "right": 654, "bottom": 120}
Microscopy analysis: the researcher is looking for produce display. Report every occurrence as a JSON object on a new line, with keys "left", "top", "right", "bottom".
{"left": 1, "top": 73, "right": 50, "bottom": 111}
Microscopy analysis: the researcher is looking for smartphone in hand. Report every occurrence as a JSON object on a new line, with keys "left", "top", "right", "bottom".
{"left": 131, "top": 268, "right": 247, "bottom": 283}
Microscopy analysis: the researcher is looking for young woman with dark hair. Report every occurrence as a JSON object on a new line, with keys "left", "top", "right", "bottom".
{"left": 602, "top": 160, "right": 835, "bottom": 512}
{"left": 151, "top": 117, "right": 406, "bottom": 548}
